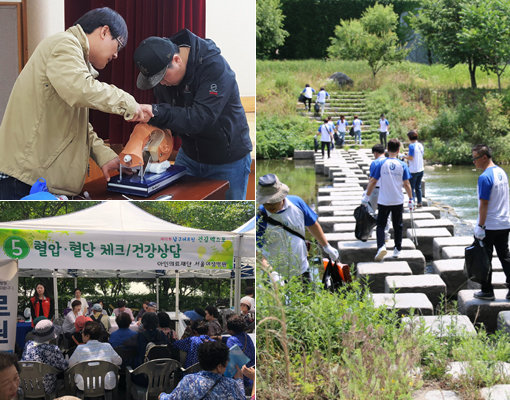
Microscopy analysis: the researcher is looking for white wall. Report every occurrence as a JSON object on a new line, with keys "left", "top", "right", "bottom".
{"left": 205, "top": 0, "right": 256, "bottom": 98}
{"left": 26, "top": 0, "right": 64, "bottom": 57}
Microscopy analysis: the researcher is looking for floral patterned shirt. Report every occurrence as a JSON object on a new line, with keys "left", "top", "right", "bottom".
{"left": 172, "top": 335, "right": 213, "bottom": 368}
{"left": 159, "top": 371, "right": 244, "bottom": 400}
{"left": 21, "top": 341, "right": 68, "bottom": 393}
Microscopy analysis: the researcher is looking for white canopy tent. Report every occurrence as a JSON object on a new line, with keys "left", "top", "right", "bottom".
{"left": 0, "top": 202, "right": 253, "bottom": 320}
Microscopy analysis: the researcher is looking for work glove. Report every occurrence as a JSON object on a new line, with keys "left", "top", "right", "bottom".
{"left": 323, "top": 243, "right": 339, "bottom": 261}
{"left": 474, "top": 225, "right": 486, "bottom": 240}
{"left": 408, "top": 198, "right": 415, "bottom": 211}
{"left": 361, "top": 193, "right": 370, "bottom": 206}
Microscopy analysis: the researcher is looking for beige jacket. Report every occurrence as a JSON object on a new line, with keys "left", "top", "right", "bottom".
{"left": 0, "top": 25, "right": 138, "bottom": 195}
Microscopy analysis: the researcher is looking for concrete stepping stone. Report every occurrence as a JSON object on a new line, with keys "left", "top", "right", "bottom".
{"left": 371, "top": 293, "right": 434, "bottom": 316}
{"left": 412, "top": 206, "right": 441, "bottom": 219}
{"left": 480, "top": 385, "right": 510, "bottom": 400}
{"left": 412, "top": 390, "right": 460, "bottom": 400}
{"left": 467, "top": 272, "right": 507, "bottom": 290}
{"left": 403, "top": 213, "right": 437, "bottom": 231}
{"left": 317, "top": 194, "right": 364, "bottom": 205}
{"left": 413, "top": 218, "right": 455, "bottom": 235}
{"left": 331, "top": 199, "right": 364, "bottom": 206}
{"left": 431, "top": 259, "right": 503, "bottom": 297}
{"left": 318, "top": 205, "right": 357, "bottom": 216}
{"left": 497, "top": 311, "right": 510, "bottom": 335}
{"left": 357, "top": 261, "right": 412, "bottom": 292}
{"left": 458, "top": 289, "right": 510, "bottom": 332}
{"left": 326, "top": 231, "right": 375, "bottom": 244}
{"left": 433, "top": 236, "right": 473, "bottom": 260}
{"left": 294, "top": 150, "right": 315, "bottom": 159}
{"left": 318, "top": 216, "right": 356, "bottom": 231}
{"left": 334, "top": 181, "right": 368, "bottom": 189}
{"left": 447, "top": 361, "right": 510, "bottom": 380}
{"left": 333, "top": 209, "right": 361, "bottom": 217}
{"left": 338, "top": 239, "right": 416, "bottom": 265}
{"left": 402, "top": 315, "right": 476, "bottom": 337}
{"left": 385, "top": 274, "right": 446, "bottom": 308}
{"left": 405, "top": 227, "right": 452, "bottom": 259}
{"left": 332, "top": 223, "right": 356, "bottom": 233}
{"left": 441, "top": 246, "right": 497, "bottom": 259}
{"left": 381, "top": 250, "right": 426, "bottom": 275}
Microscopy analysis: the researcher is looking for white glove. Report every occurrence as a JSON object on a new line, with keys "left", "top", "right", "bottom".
{"left": 474, "top": 225, "right": 486, "bottom": 240}
{"left": 361, "top": 193, "right": 370, "bottom": 205}
{"left": 408, "top": 198, "right": 415, "bottom": 211}
{"left": 323, "top": 243, "right": 339, "bottom": 261}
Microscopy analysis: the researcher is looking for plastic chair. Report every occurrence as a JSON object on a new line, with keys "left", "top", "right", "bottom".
{"left": 64, "top": 360, "right": 119, "bottom": 400}
{"left": 181, "top": 362, "right": 202, "bottom": 375}
{"left": 144, "top": 344, "right": 173, "bottom": 362}
{"left": 126, "top": 358, "right": 182, "bottom": 400}
{"left": 19, "top": 361, "right": 61, "bottom": 400}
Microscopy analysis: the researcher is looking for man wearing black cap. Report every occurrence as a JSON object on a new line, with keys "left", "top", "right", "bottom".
{"left": 256, "top": 174, "right": 339, "bottom": 283}
{"left": 133, "top": 30, "right": 253, "bottom": 200}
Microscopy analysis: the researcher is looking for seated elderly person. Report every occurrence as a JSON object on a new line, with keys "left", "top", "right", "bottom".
{"left": 109, "top": 311, "right": 137, "bottom": 348}
{"left": 68, "top": 321, "right": 122, "bottom": 391}
{"left": 172, "top": 321, "right": 212, "bottom": 368}
{"left": 21, "top": 320, "right": 68, "bottom": 394}
{"left": 112, "top": 300, "right": 134, "bottom": 321}
{"left": 0, "top": 353, "right": 21, "bottom": 400}
{"left": 240, "top": 296, "right": 255, "bottom": 331}
{"left": 24, "top": 316, "right": 56, "bottom": 345}
{"left": 90, "top": 303, "right": 111, "bottom": 332}
{"left": 133, "top": 312, "right": 170, "bottom": 367}
{"left": 205, "top": 305, "right": 222, "bottom": 341}
{"left": 158, "top": 341, "right": 244, "bottom": 400}
{"left": 67, "top": 316, "right": 92, "bottom": 357}
{"left": 62, "top": 300, "right": 83, "bottom": 334}
{"left": 226, "top": 315, "right": 255, "bottom": 393}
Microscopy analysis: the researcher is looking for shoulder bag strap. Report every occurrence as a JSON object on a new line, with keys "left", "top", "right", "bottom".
{"left": 198, "top": 377, "right": 223, "bottom": 400}
{"left": 258, "top": 210, "right": 306, "bottom": 241}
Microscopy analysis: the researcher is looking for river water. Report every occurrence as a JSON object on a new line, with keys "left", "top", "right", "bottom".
{"left": 257, "top": 159, "right": 510, "bottom": 237}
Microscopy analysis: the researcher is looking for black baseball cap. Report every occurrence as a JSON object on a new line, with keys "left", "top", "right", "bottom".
{"left": 134, "top": 37, "right": 178, "bottom": 90}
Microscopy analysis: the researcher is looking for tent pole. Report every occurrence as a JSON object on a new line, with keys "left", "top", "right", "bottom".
{"left": 234, "top": 234, "right": 242, "bottom": 314}
{"left": 229, "top": 279, "right": 233, "bottom": 308}
{"left": 53, "top": 270, "right": 59, "bottom": 317}
{"left": 156, "top": 277, "right": 159, "bottom": 310}
{"left": 175, "top": 270, "right": 180, "bottom": 316}
{"left": 73, "top": 277, "right": 77, "bottom": 289}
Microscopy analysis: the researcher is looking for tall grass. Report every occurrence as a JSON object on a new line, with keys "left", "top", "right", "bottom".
{"left": 256, "top": 263, "right": 510, "bottom": 399}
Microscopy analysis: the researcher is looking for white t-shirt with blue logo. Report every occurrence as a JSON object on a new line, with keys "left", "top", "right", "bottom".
{"left": 257, "top": 196, "right": 318, "bottom": 276}
{"left": 336, "top": 119, "right": 348, "bottom": 133}
{"left": 372, "top": 157, "right": 411, "bottom": 206}
{"left": 352, "top": 118, "right": 362, "bottom": 132}
{"left": 477, "top": 165, "right": 510, "bottom": 230}
{"left": 378, "top": 118, "right": 389, "bottom": 133}
{"left": 302, "top": 87, "right": 315, "bottom": 99}
{"left": 408, "top": 142, "right": 424, "bottom": 173}
{"left": 316, "top": 90, "right": 329, "bottom": 104}
{"left": 318, "top": 124, "right": 332, "bottom": 142}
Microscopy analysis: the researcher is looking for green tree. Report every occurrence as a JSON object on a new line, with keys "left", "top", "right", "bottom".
{"left": 256, "top": 0, "right": 289, "bottom": 59}
{"left": 328, "top": 3, "right": 407, "bottom": 79}
{"left": 458, "top": 0, "right": 510, "bottom": 90}
{"left": 409, "top": 0, "right": 485, "bottom": 89}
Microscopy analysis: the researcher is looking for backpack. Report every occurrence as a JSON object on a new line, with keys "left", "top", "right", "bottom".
{"left": 89, "top": 314, "right": 110, "bottom": 342}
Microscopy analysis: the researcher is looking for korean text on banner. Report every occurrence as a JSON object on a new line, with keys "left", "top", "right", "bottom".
{"left": 0, "top": 259, "right": 18, "bottom": 352}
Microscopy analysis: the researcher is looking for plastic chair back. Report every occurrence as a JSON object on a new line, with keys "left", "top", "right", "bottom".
{"left": 19, "top": 361, "right": 60, "bottom": 399}
{"left": 182, "top": 362, "right": 202, "bottom": 375}
{"left": 65, "top": 360, "right": 119, "bottom": 399}
{"left": 127, "top": 358, "right": 181, "bottom": 400}
{"left": 145, "top": 344, "right": 172, "bottom": 362}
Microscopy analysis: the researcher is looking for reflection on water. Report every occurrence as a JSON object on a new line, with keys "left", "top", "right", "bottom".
{"left": 257, "top": 159, "right": 510, "bottom": 235}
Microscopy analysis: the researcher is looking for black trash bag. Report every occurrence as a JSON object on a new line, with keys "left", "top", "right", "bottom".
{"left": 298, "top": 93, "right": 306, "bottom": 103}
{"left": 349, "top": 126, "right": 355, "bottom": 136}
{"left": 322, "top": 258, "right": 344, "bottom": 292}
{"left": 464, "top": 238, "right": 491, "bottom": 283}
{"left": 353, "top": 204, "right": 377, "bottom": 242}
{"left": 333, "top": 133, "right": 344, "bottom": 147}
{"left": 314, "top": 102, "right": 320, "bottom": 113}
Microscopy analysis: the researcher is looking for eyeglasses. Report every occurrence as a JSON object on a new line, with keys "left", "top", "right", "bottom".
{"left": 114, "top": 36, "right": 125, "bottom": 52}
{"left": 472, "top": 154, "right": 484, "bottom": 162}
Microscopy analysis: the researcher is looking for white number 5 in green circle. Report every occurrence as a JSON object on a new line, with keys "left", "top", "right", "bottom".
{"left": 3, "top": 236, "right": 30, "bottom": 259}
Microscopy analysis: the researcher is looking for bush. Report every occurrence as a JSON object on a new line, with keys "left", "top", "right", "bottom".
{"left": 257, "top": 116, "right": 316, "bottom": 158}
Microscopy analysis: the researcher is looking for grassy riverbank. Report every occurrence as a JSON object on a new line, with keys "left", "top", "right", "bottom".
{"left": 257, "top": 265, "right": 510, "bottom": 399}
{"left": 257, "top": 59, "right": 510, "bottom": 164}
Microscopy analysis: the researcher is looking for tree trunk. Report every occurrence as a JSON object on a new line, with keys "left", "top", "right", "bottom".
{"left": 468, "top": 60, "right": 477, "bottom": 89}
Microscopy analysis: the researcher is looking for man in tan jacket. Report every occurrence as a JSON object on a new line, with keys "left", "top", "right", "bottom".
{"left": 0, "top": 7, "right": 152, "bottom": 199}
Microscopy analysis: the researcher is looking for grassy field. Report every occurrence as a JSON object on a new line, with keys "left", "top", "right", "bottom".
{"left": 257, "top": 59, "right": 510, "bottom": 163}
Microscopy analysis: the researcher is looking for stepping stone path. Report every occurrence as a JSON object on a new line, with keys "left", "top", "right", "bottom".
{"left": 293, "top": 110, "right": 510, "bottom": 398}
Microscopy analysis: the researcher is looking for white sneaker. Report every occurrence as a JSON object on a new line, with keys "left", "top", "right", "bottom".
{"left": 392, "top": 248, "right": 401, "bottom": 258}
{"left": 375, "top": 246, "right": 387, "bottom": 262}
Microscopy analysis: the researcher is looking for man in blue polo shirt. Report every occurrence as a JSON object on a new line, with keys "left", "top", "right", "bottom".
{"left": 363, "top": 139, "right": 413, "bottom": 261}
{"left": 256, "top": 174, "right": 339, "bottom": 282}
{"left": 472, "top": 144, "right": 510, "bottom": 300}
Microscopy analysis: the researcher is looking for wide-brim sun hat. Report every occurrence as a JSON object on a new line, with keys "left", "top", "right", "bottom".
{"left": 33, "top": 319, "right": 57, "bottom": 343}
{"left": 256, "top": 174, "right": 289, "bottom": 204}
{"left": 240, "top": 296, "right": 253, "bottom": 310}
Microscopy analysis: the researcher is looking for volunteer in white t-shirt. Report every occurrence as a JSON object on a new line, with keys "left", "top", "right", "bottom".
{"left": 471, "top": 144, "right": 510, "bottom": 301}
{"left": 67, "top": 288, "right": 88, "bottom": 316}
{"left": 404, "top": 130, "right": 425, "bottom": 207}
{"left": 301, "top": 84, "right": 315, "bottom": 112}
{"left": 336, "top": 115, "right": 348, "bottom": 145}
{"left": 378, "top": 113, "right": 390, "bottom": 148}
{"left": 257, "top": 174, "right": 339, "bottom": 282}
{"left": 318, "top": 119, "right": 334, "bottom": 159}
{"left": 316, "top": 88, "right": 330, "bottom": 116}
{"left": 352, "top": 115, "right": 363, "bottom": 146}
{"left": 362, "top": 138, "right": 413, "bottom": 261}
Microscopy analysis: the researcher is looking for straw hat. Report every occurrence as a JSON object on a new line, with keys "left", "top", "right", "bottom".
{"left": 256, "top": 174, "right": 289, "bottom": 204}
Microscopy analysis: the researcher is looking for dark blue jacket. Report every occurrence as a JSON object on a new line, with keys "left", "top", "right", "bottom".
{"left": 149, "top": 29, "right": 252, "bottom": 164}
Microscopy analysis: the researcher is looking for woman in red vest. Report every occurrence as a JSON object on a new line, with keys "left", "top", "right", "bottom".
{"left": 29, "top": 282, "right": 54, "bottom": 326}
